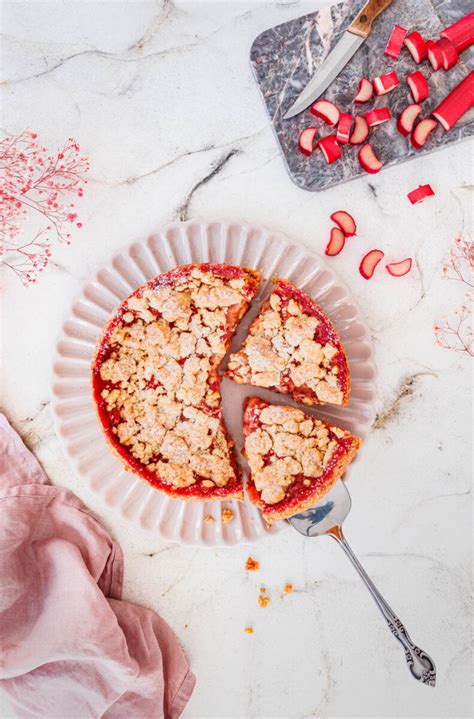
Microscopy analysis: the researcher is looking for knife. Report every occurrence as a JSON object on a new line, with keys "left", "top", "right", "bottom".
{"left": 283, "top": 0, "right": 394, "bottom": 120}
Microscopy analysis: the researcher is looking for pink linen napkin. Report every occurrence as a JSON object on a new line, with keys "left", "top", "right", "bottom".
{"left": 0, "top": 413, "right": 195, "bottom": 718}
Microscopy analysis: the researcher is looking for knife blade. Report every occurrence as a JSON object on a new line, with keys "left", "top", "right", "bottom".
{"left": 283, "top": 0, "right": 394, "bottom": 120}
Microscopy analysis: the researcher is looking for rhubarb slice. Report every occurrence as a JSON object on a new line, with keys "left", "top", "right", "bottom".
{"left": 325, "top": 227, "right": 345, "bottom": 256}
{"left": 386, "top": 258, "right": 412, "bottom": 277}
{"left": 358, "top": 144, "right": 382, "bottom": 174}
{"left": 384, "top": 25, "right": 408, "bottom": 58}
{"left": 440, "top": 12, "right": 474, "bottom": 53}
{"left": 365, "top": 107, "right": 391, "bottom": 127}
{"left": 411, "top": 118, "right": 437, "bottom": 148}
{"left": 373, "top": 71, "right": 399, "bottom": 96}
{"left": 427, "top": 40, "right": 444, "bottom": 71}
{"left": 407, "top": 184, "right": 435, "bottom": 204}
{"left": 404, "top": 31, "right": 428, "bottom": 62}
{"left": 330, "top": 210, "right": 356, "bottom": 236}
{"left": 397, "top": 104, "right": 422, "bottom": 136}
{"left": 359, "top": 249, "right": 384, "bottom": 279}
{"left": 298, "top": 127, "right": 318, "bottom": 156}
{"left": 349, "top": 116, "right": 369, "bottom": 144}
{"left": 432, "top": 71, "right": 474, "bottom": 131}
{"left": 354, "top": 78, "right": 373, "bottom": 103}
{"left": 318, "top": 135, "right": 341, "bottom": 164}
{"left": 407, "top": 71, "right": 429, "bottom": 103}
{"left": 336, "top": 113, "right": 353, "bottom": 144}
{"left": 242, "top": 397, "right": 361, "bottom": 524}
{"left": 436, "top": 37, "right": 459, "bottom": 70}
{"left": 310, "top": 100, "right": 340, "bottom": 126}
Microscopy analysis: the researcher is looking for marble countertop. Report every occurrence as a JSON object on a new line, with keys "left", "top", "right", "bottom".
{"left": 1, "top": 1, "right": 472, "bottom": 717}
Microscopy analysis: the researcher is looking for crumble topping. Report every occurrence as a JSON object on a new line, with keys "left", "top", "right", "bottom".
{"left": 95, "top": 267, "right": 255, "bottom": 491}
{"left": 221, "top": 508, "right": 234, "bottom": 524}
{"left": 245, "top": 403, "right": 350, "bottom": 505}
{"left": 284, "top": 583, "right": 293, "bottom": 593}
{"left": 227, "top": 285, "right": 345, "bottom": 405}
{"left": 245, "top": 556, "right": 260, "bottom": 571}
{"left": 258, "top": 594, "right": 270, "bottom": 608}
{"left": 244, "top": 627, "right": 254, "bottom": 634}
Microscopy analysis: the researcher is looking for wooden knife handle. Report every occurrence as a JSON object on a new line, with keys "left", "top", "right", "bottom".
{"left": 349, "top": 0, "right": 394, "bottom": 38}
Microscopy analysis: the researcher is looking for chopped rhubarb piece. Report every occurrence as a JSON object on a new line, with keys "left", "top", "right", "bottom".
{"left": 349, "top": 116, "right": 369, "bottom": 144}
{"left": 432, "top": 71, "right": 474, "bottom": 131}
{"left": 336, "top": 113, "right": 353, "bottom": 144}
{"left": 325, "top": 227, "right": 346, "bottom": 256}
{"left": 386, "top": 258, "right": 412, "bottom": 277}
{"left": 317, "top": 135, "right": 341, "bottom": 164}
{"left": 365, "top": 107, "right": 391, "bottom": 127}
{"left": 404, "top": 31, "right": 428, "bottom": 63}
{"left": 407, "top": 184, "right": 435, "bottom": 204}
{"left": 407, "top": 71, "right": 429, "bottom": 103}
{"left": 358, "top": 144, "right": 382, "bottom": 174}
{"left": 384, "top": 24, "right": 407, "bottom": 58}
{"left": 298, "top": 127, "right": 318, "bottom": 156}
{"left": 310, "top": 100, "right": 340, "bottom": 126}
{"left": 354, "top": 78, "right": 373, "bottom": 103}
{"left": 436, "top": 37, "right": 458, "bottom": 70}
{"left": 330, "top": 210, "right": 356, "bottom": 236}
{"left": 359, "top": 249, "right": 384, "bottom": 279}
{"left": 427, "top": 40, "right": 444, "bottom": 71}
{"left": 397, "top": 104, "right": 422, "bottom": 136}
{"left": 373, "top": 71, "right": 399, "bottom": 96}
{"left": 411, "top": 118, "right": 437, "bottom": 148}
{"left": 440, "top": 12, "right": 474, "bottom": 53}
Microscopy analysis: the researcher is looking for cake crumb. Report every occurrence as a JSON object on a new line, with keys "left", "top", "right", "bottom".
{"left": 245, "top": 556, "right": 260, "bottom": 571}
{"left": 222, "top": 509, "right": 234, "bottom": 524}
{"left": 258, "top": 594, "right": 270, "bottom": 608}
{"left": 244, "top": 627, "right": 254, "bottom": 634}
{"left": 204, "top": 515, "right": 215, "bottom": 524}
{"left": 284, "top": 583, "right": 293, "bottom": 593}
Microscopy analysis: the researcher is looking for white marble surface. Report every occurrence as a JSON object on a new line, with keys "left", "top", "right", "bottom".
{"left": 1, "top": 1, "right": 472, "bottom": 717}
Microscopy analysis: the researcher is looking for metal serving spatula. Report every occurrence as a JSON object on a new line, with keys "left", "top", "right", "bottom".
{"left": 288, "top": 480, "right": 437, "bottom": 686}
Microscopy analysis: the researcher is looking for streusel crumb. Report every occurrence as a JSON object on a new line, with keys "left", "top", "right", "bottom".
{"left": 204, "top": 515, "right": 215, "bottom": 524}
{"left": 245, "top": 556, "right": 260, "bottom": 571}
{"left": 244, "top": 627, "right": 254, "bottom": 634}
{"left": 284, "top": 583, "right": 293, "bottom": 593}
{"left": 258, "top": 594, "right": 270, "bottom": 608}
{"left": 221, "top": 509, "right": 234, "bottom": 524}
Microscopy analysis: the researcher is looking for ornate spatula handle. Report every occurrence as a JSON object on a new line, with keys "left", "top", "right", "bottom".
{"left": 328, "top": 526, "right": 436, "bottom": 686}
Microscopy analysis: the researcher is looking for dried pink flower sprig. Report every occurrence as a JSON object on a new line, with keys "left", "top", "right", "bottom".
{"left": 434, "top": 236, "right": 473, "bottom": 357}
{"left": 0, "top": 131, "right": 89, "bottom": 285}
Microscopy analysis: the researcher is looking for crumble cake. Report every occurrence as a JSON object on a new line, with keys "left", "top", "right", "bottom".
{"left": 91, "top": 263, "right": 260, "bottom": 500}
{"left": 227, "top": 279, "right": 350, "bottom": 406}
{"left": 243, "top": 397, "right": 361, "bottom": 523}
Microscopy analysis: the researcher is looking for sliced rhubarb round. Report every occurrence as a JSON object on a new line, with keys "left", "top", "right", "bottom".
{"left": 397, "top": 104, "right": 422, "bottom": 136}
{"left": 298, "top": 127, "right": 318, "bottom": 156}
{"left": 365, "top": 107, "right": 391, "bottom": 127}
{"left": 432, "top": 72, "right": 474, "bottom": 131}
{"left": 411, "top": 118, "right": 437, "bottom": 148}
{"left": 349, "top": 116, "right": 369, "bottom": 144}
{"left": 325, "top": 227, "right": 346, "bottom": 256}
{"left": 404, "top": 31, "right": 428, "bottom": 62}
{"left": 354, "top": 78, "right": 373, "bottom": 103}
{"left": 336, "top": 113, "right": 353, "bottom": 144}
{"left": 317, "top": 135, "right": 341, "bottom": 164}
{"left": 407, "top": 184, "right": 435, "bottom": 204}
{"left": 358, "top": 144, "right": 382, "bottom": 174}
{"left": 359, "top": 249, "right": 384, "bottom": 279}
{"left": 427, "top": 40, "right": 444, "bottom": 71}
{"left": 386, "top": 258, "right": 412, "bottom": 277}
{"left": 384, "top": 24, "right": 408, "bottom": 58}
{"left": 373, "top": 71, "right": 400, "bottom": 96}
{"left": 330, "top": 210, "right": 356, "bottom": 236}
{"left": 436, "top": 37, "right": 459, "bottom": 70}
{"left": 440, "top": 12, "right": 474, "bottom": 53}
{"left": 310, "top": 100, "right": 340, "bottom": 126}
{"left": 407, "top": 71, "right": 429, "bottom": 103}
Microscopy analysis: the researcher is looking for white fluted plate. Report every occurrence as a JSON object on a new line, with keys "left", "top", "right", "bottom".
{"left": 51, "top": 220, "right": 377, "bottom": 546}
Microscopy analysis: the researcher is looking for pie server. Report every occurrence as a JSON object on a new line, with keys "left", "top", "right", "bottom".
{"left": 288, "top": 479, "right": 437, "bottom": 685}
{"left": 283, "top": 0, "right": 394, "bottom": 120}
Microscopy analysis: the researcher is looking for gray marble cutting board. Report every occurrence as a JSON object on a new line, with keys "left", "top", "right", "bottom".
{"left": 250, "top": 0, "right": 473, "bottom": 191}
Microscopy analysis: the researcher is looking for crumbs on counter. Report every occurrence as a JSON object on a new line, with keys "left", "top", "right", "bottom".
{"left": 204, "top": 515, "right": 215, "bottom": 524}
{"left": 244, "top": 627, "right": 254, "bottom": 634}
{"left": 221, "top": 509, "right": 234, "bottom": 524}
{"left": 258, "top": 594, "right": 270, "bottom": 608}
{"left": 259, "top": 586, "right": 265, "bottom": 593}
{"left": 284, "top": 583, "right": 293, "bottom": 593}
{"left": 245, "top": 556, "right": 260, "bottom": 571}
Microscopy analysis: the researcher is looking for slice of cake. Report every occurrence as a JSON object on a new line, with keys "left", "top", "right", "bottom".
{"left": 227, "top": 279, "right": 350, "bottom": 406}
{"left": 243, "top": 397, "right": 361, "bottom": 523}
{"left": 91, "top": 263, "right": 260, "bottom": 500}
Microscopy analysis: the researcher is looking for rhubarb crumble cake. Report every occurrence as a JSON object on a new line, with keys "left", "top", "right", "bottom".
{"left": 91, "top": 263, "right": 260, "bottom": 500}
{"left": 226, "top": 279, "right": 350, "bottom": 406}
{"left": 243, "top": 397, "right": 361, "bottom": 523}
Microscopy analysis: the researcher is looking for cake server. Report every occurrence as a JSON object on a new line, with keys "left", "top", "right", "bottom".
{"left": 283, "top": 0, "right": 394, "bottom": 119}
{"left": 288, "top": 479, "right": 436, "bottom": 685}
